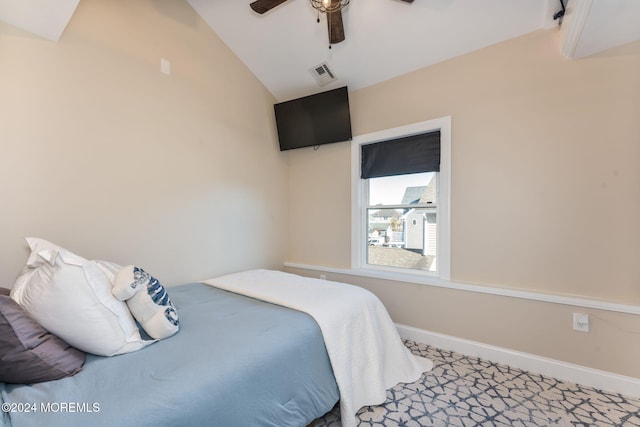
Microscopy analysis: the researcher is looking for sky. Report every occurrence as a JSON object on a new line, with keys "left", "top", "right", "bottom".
{"left": 368, "top": 172, "right": 434, "bottom": 205}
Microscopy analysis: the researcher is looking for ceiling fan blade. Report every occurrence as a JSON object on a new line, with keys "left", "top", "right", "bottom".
{"left": 250, "top": 0, "right": 289, "bottom": 14}
{"left": 327, "top": 10, "right": 345, "bottom": 44}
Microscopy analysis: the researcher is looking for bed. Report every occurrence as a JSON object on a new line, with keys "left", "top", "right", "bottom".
{"left": 1, "top": 282, "right": 340, "bottom": 427}
{"left": 2, "top": 247, "right": 433, "bottom": 427}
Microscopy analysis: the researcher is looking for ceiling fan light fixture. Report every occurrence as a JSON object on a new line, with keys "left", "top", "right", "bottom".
{"left": 253, "top": 0, "right": 410, "bottom": 48}
{"left": 310, "top": 0, "right": 349, "bottom": 14}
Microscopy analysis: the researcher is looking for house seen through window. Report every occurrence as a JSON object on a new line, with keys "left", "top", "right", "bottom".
{"left": 367, "top": 172, "right": 437, "bottom": 271}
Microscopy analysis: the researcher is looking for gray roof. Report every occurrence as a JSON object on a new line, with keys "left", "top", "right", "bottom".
{"left": 401, "top": 187, "right": 425, "bottom": 204}
{"left": 371, "top": 208, "right": 402, "bottom": 218}
{"left": 401, "top": 175, "right": 436, "bottom": 205}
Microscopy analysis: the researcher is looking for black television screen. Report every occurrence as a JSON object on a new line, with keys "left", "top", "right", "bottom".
{"left": 274, "top": 86, "right": 352, "bottom": 151}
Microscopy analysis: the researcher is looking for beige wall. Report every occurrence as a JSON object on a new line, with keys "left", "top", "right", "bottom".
{"left": 287, "top": 30, "right": 640, "bottom": 377}
{"left": 288, "top": 141, "right": 352, "bottom": 269}
{"left": 0, "top": 0, "right": 288, "bottom": 286}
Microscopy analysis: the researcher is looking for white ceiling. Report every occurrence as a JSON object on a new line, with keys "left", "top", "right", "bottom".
{"left": 188, "top": 0, "right": 558, "bottom": 100}
{"left": 561, "top": 0, "right": 640, "bottom": 58}
{"left": 0, "top": 0, "right": 79, "bottom": 41}
{"left": 1, "top": 0, "right": 639, "bottom": 101}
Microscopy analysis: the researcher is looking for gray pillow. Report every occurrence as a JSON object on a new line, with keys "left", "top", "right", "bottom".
{"left": 0, "top": 295, "right": 85, "bottom": 384}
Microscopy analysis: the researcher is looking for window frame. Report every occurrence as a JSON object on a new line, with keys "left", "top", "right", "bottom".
{"left": 351, "top": 117, "right": 451, "bottom": 280}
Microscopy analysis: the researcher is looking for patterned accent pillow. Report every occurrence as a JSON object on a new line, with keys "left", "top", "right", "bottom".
{"left": 113, "top": 265, "right": 179, "bottom": 340}
{"left": 0, "top": 294, "right": 85, "bottom": 384}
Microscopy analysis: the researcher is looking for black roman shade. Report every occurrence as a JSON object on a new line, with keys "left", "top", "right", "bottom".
{"left": 360, "top": 131, "right": 441, "bottom": 179}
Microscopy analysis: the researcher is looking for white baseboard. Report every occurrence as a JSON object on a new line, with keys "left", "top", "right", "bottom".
{"left": 396, "top": 323, "right": 640, "bottom": 398}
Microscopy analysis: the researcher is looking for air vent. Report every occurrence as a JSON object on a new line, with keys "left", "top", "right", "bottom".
{"left": 309, "top": 62, "right": 337, "bottom": 87}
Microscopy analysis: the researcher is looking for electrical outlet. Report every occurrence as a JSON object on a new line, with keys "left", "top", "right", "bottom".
{"left": 573, "top": 313, "right": 589, "bottom": 332}
{"left": 160, "top": 57, "right": 171, "bottom": 76}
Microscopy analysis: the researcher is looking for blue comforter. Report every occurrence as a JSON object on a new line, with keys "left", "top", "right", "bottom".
{"left": 1, "top": 283, "right": 339, "bottom": 427}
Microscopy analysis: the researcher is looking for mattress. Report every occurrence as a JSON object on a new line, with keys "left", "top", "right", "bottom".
{"left": 1, "top": 282, "right": 339, "bottom": 427}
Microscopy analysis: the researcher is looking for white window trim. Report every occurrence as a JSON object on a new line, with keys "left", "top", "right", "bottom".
{"left": 351, "top": 116, "right": 451, "bottom": 280}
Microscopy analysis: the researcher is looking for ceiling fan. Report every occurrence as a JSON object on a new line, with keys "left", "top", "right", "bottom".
{"left": 250, "top": 0, "right": 414, "bottom": 47}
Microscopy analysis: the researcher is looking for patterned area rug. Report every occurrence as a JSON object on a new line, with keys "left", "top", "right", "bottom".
{"left": 313, "top": 340, "right": 640, "bottom": 426}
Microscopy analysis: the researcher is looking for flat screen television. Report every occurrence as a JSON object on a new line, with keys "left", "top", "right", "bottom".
{"left": 274, "top": 86, "right": 352, "bottom": 151}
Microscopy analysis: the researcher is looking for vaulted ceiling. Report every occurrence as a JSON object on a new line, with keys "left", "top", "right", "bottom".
{"left": 1, "top": 0, "right": 639, "bottom": 101}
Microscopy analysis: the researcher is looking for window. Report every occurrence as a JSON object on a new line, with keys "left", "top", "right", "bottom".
{"left": 351, "top": 117, "right": 451, "bottom": 280}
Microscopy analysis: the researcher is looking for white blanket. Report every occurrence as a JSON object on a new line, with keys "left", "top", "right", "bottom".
{"left": 204, "top": 269, "right": 433, "bottom": 427}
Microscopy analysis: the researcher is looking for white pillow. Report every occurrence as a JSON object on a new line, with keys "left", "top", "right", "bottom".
{"left": 11, "top": 238, "right": 154, "bottom": 356}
